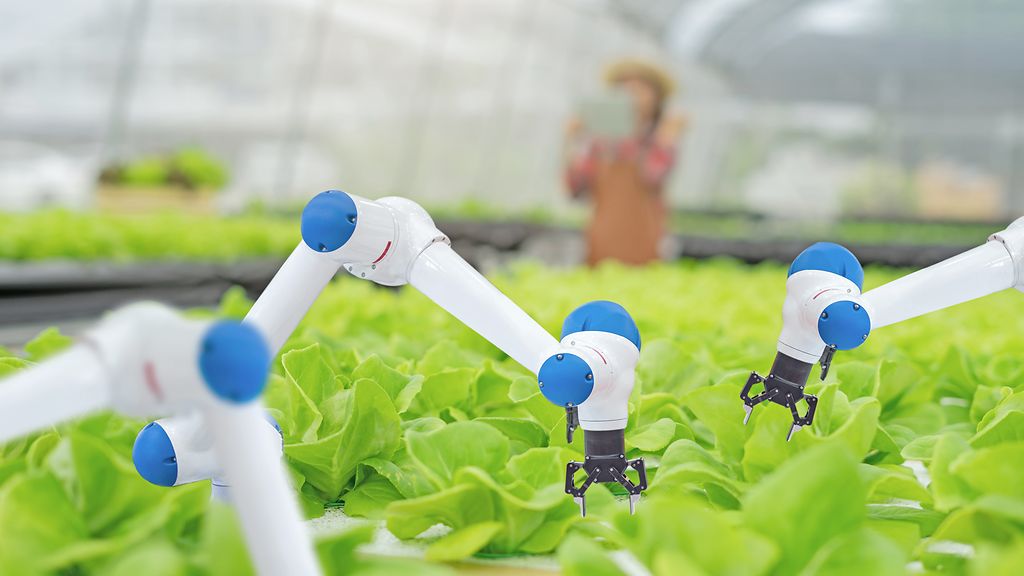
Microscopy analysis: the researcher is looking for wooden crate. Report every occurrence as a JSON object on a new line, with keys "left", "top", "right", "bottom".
{"left": 95, "top": 184, "right": 217, "bottom": 214}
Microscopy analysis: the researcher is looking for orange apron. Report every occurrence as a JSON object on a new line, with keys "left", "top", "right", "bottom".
{"left": 585, "top": 155, "right": 666, "bottom": 266}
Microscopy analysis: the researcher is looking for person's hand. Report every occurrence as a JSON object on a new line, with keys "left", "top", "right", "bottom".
{"left": 655, "top": 113, "right": 687, "bottom": 147}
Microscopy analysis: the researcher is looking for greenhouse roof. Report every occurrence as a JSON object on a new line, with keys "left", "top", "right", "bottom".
{"left": 608, "top": 0, "right": 1024, "bottom": 111}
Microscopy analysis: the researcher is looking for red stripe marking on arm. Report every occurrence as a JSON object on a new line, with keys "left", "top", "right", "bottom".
{"left": 583, "top": 345, "right": 608, "bottom": 364}
{"left": 372, "top": 241, "right": 392, "bottom": 264}
{"left": 143, "top": 361, "right": 165, "bottom": 401}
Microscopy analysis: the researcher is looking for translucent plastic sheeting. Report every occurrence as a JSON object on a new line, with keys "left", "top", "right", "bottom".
{"left": 0, "top": 0, "right": 666, "bottom": 210}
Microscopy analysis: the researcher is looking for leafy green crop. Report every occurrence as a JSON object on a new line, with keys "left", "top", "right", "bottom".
{"left": 0, "top": 207, "right": 1004, "bottom": 263}
{"left": 671, "top": 211, "right": 1003, "bottom": 247}
{"left": 4, "top": 258, "right": 1024, "bottom": 574}
{"left": 0, "top": 211, "right": 298, "bottom": 262}
{"left": 106, "top": 148, "right": 229, "bottom": 190}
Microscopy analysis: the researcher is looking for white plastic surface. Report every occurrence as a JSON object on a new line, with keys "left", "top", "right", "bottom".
{"left": 157, "top": 412, "right": 282, "bottom": 490}
{"left": 346, "top": 196, "right": 447, "bottom": 286}
{"left": 331, "top": 194, "right": 398, "bottom": 265}
{"left": 864, "top": 241, "right": 1015, "bottom": 329}
{"left": 409, "top": 242, "right": 559, "bottom": 374}
{"left": 0, "top": 344, "right": 110, "bottom": 442}
{"left": 0, "top": 302, "right": 322, "bottom": 576}
{"left": 211, "top": 482, "right": 231, "bottom": 502}
{"left": 777, "top": 270, "right": 864, "bottom": 364}
{"left": 204, "top": 401, "right": 321, "bottom": 576}
{"left": 91, "top": 303, "right": 212, "bottom": 417}
{"left": 990, "top": 216, "right": 1024, "bottom": 291}
{"left": 246, "top": 242, "right": 341, "bottom": 353}
{"left": 156, "top": 412, "right": 219, "bottom": 487}
{"left": 0, "top": 303, "right": 212, "bottom": 441}
{"left": 563, "top": 331, "right": 639, "bottom": 431}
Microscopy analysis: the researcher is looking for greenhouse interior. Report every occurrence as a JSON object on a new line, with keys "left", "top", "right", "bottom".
{"left": 2, "top": 0, "right": 1024, "bottom": 574}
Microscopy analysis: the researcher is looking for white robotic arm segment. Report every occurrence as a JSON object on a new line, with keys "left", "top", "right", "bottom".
{"left": 265, "top": 190, "right": 559, "bottom": 372}
{"left": 346, "top": 196, "right": 448, "bottom": 286}
{"left": 743, "top": 243, "right": 871, "bottom": 440}
{"left": 303, "top": 192, "right": 446, "bottom": 287}
{"left": 991, "top": 215, "right": 1024, "bottom": 290}
{"left": 536, "top": 303, "right": 642, "bottom": 425}
{"left": 409, "top": 242, "right": 560, "bottom": 373}
{"left": 301, "top": 190, "right": 397, "bottom": 265}
{"left": 864, "top": 228, "right": 1022, "bottom": 330}
{"left": 133, "top": 411, "right": 283, "bottom": 498}
{"left": 246, "top": 190, "right": 400, "bottom": 351}
{"left": 0, "top": 344, "right": 109, "bottom": 442}
{"left": 569, "top": 330, "right": 639, "bottom": 431}
{"left": 746, "top": 224, "right": 1024, "bottom": 441}
{"left": 134, "top": 412, "right": 220, "bottom": 488}
{"left": 537, "top": 301, "right": 647, "bottom": 516}
{"left": 0, "top": 302, "right": 321, "bottom": 576}
{"left": 203, "top": 401, "right": 320, "bottom": 576}
{"left": 777, "top": 269, "right": 868, "bottom": 363}
{"left": 0, "top": 302, "right": 214, "bottom": 437}
{"left": 337, "top": 192, "right": 560, "bottom": 371}
{"left": 246, "top": 243, "right": 341, "bottom": 353}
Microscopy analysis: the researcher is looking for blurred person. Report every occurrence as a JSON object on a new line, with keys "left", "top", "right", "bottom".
{"left": 565, "top": 59, "right": 685, "bottom": 266}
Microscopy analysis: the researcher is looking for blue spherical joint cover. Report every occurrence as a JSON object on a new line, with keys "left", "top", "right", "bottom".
{"left": 198, "top": 321, "right": 271, "bottom": 404}
{"left": 300, "top": 190, "right": 358, "bottom": 253}
{"left": 132, "top": 421, "right": 178, "bottom": 487}
{"left": 538, "top": 352, "right": 595, "bottom": 407}
{"left": 788, "top": 242, "right": 864, "bottom": 291}
{"left": 818, "top": 300, "right": 871, "bottom": 351}
{"left": 561, "top": 300, "right": 641, "bottom": 351}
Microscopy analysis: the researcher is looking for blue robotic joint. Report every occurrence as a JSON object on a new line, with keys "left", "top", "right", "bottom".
{"left": 538, "top": 301, "right": 646, "bottom": 516}
{"left": 741, "top": 243, "right": 870, "bottom": 441}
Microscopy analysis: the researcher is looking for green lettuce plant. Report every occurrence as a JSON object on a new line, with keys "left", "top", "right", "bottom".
{"left": 2, "top": 260, "right": 1024, "bottom": 574}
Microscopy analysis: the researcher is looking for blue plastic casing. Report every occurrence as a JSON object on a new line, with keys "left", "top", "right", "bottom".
{"left": 133, "top": 411, "right": 282, "bottom": 489}
{"left": 198, "top": 322, "right": 271, "bottom": 404}
{"left": 538, "top": 352, "right": 595, "bottom": 407}
{"left": 132, "top": 422, "right": 177, "bottom": 487}
{"left": 561, "top": 300, "right": 641, "bottom": 351}
{"left": 818, "top": 300, "right": 871, "bottom": 350}
{"left": 788, "top": 242, "right": 864, "bottom": 290}
{"left": 300, "top": 190, "right": 358, "bottom": 253}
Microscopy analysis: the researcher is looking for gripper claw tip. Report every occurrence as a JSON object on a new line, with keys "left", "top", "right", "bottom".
{"left": 629, "top": 493, "right": 640, "bottom": 515}
{"left": 574, "top": 496, "right": 586, "bottom": 518}
{"left": 743, "top": 404, "right": 753, "bottom": 425}
{"left": 787, "top": 423, "right": 802, "bottom": 442}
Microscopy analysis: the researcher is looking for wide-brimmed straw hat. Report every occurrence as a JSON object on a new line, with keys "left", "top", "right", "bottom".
{"left": 604, "top": 59, "right": 676, "bottom": 99}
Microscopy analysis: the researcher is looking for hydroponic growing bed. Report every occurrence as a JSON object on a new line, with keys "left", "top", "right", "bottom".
{"left": 0, "top": 209, "right": 1005, "bottom": 263}
{"left": 2, "top": 259, "right": 1023, "bottom": 575}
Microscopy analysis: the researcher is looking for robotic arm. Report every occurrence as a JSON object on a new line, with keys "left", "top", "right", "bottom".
{"left": 265, "top": 191, "right": 558, "bottom": 371}
{"left": 0, "top": 302, "right": 321, "bottom": 576}
{"left": 133, "top": 411, "right": 283, "bottom": 501}
{"left": 742, "top": 218, "right": 1024, "bottom": 440}
{"left": 137, "top": 190, "right": 646, "bottom": 515}
{"left": 543, "top": 301, "right": 646, "bottom": 516}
